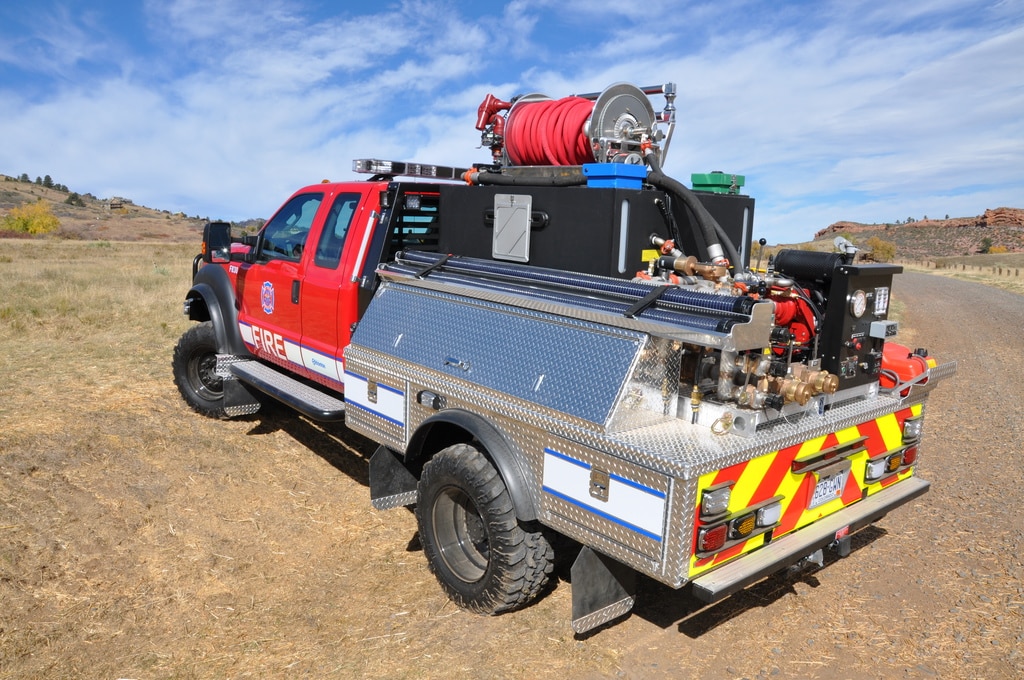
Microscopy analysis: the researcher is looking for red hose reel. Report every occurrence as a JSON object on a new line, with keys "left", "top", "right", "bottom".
{"left": 476, "top": 83, "right": 671, "bottom": 167}
{"left": 505, "top": 96, "right": 594, "bottom": 165}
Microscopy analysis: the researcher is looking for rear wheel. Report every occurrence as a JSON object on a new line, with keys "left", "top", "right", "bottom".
{"left": 416, "top": 443, "right": 553, "bottom": 614}
{"left": 172, "top": 322, "right": 226, "bottom": 418}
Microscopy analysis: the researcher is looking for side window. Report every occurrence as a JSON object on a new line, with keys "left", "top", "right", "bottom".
{"left": 261, "top": 193, "right": 323, "bottom": 262}
{"left": 314, "top": 193, "right": 360, "bottom": 269}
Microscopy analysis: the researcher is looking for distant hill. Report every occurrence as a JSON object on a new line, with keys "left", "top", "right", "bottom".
{"left": 813, "top": 208, "right": 1024, "bottom": 259}
{"left": 5, "top": 172, "right": 1022, "bottom": 260}
{"left": 1, "top": 174, "right": 209, "bottom": 242}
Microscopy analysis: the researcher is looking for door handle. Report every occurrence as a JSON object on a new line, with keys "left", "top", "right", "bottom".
{"left": 292, "top": 280, "right": 300, "bottom": 304}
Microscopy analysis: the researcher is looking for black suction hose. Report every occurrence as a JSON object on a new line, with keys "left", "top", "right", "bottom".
{"left": 644, "top": 152, "right": 742, "bottom": 274}
{"left": 466, "top": 170, "right": 587, "bottom": 186}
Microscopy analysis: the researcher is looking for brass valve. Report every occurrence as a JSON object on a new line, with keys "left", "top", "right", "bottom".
{"left": 790, "top": 365, "right": 840, "bottom": 396}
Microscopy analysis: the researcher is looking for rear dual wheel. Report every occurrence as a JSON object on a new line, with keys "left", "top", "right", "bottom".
{"left": 416, "top": 443, "right": 553, "bottom": 614}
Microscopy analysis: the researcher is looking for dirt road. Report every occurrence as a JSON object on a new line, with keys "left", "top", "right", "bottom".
{"left": 1, "top": 262, "right": 1022, "bottom": 679}
{"left": 605, "top": 274, "right": 1024, "bottom": 679}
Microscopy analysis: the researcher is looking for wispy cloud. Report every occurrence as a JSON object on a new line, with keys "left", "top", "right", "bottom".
{"left": 0, "top": 0, "right": 1021, "bottom": 243}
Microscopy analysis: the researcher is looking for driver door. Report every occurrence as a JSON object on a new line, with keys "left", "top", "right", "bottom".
{"left": 237, "top": 191, "right": 323, "bottom": 370}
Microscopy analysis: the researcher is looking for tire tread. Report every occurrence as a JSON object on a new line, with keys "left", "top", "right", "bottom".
{"left": 417, "top": 443, "right": 553, "bottom": 615}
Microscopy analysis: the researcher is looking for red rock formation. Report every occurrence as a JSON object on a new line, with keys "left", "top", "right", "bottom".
{"left": 815, "top": 208, "right": 1024, "bottom": 240}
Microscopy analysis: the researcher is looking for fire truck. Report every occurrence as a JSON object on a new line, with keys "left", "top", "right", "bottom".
{"left": 173, "top": 82, "right": 955, "bottom": 633}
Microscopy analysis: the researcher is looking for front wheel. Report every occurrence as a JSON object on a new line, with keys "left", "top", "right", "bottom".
{"left": 172, "top": 321, "right": 226, "bottom": 418}
{"left": 416, "top": 443, "right": 553, "bottom": 614}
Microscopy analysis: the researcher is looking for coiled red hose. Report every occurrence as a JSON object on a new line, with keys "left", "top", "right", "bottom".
{"left": 505, "top": 97, "right": 595, "bottom": 166}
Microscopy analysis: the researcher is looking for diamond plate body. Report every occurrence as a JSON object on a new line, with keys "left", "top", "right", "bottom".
{"left": 344, "top": 279, "right": 953, "bottom": 587}
{"left": 349, "top": 283, "right": 679, "bottom": 431}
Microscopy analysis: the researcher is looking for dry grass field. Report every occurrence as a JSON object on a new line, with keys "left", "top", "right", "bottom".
{"left": 0, "top": 240, "right": 626, "bottom": 678}
{"left": 2, "top": 239, "right": 1022, "bottom": 679}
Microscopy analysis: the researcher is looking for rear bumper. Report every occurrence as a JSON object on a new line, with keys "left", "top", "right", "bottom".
{"left": 690, "top": 475, "right": 929, "bottom": 603}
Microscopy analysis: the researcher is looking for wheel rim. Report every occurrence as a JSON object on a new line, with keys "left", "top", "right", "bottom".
{"left": 188, "top": 350, "right": 223, "bottom": 401}
{"left": 431, "top": 485, "right": 489, "bottom": 583}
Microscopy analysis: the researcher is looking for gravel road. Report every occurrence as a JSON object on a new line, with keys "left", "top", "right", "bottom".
{"left": 603, "top": 273, "right": 1024, "bottom": 679}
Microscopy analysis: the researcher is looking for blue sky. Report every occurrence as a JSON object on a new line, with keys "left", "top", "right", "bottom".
{"left": 1, "top": 0, "right": 1021, "bottom": 244}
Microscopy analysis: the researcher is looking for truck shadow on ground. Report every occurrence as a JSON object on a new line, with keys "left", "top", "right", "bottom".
{"left": 629, "top": 525, "right": 889, "bottom": 638}
{"left": 242, "top": 405, "right": 378, "bottom": 488}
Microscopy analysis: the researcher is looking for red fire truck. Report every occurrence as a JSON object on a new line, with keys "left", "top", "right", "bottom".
{"left": 173, "top": 82, "right": 955, "bottom": 632}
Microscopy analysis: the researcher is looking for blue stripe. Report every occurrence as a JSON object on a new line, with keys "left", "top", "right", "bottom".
{"left": 542, "top": 486, "right": 662, "bottom": 542}
{"left": 376, "top": 382, "right": 404, "bottom": 396}
{"left": 545, "top": 448, "right": 664, "bottom": 499}
{"left": 608, "top": 472, "right": 666, "bottom": 499}
{"left": 346, "top": 401, "right": 405, "bottom": 428}
{"left": 344, "top": 371, "right": 405, "bottom": 397}
{"left": 544, "top": 447, "right": 590, "bottom": 470}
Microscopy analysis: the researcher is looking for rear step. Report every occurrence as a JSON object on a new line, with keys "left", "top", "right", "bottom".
{"left": 230, "top": 360, "right": 346, "bottom": 421}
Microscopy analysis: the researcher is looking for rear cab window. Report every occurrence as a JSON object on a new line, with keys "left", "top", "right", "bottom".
{"left": 314, "top": 193, "right": 361, "bottom": 269}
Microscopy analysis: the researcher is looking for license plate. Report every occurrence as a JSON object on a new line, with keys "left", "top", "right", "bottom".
{"left": 809, "top": 468, "right": 848, "bottom": 508}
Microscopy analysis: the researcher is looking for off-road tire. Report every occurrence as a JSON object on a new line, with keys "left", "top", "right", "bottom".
{"left": 416, "top": 443, "right": 553, "bottom": 614}
{"left": 172, "top": 321, "right": 227, "bottom": 418}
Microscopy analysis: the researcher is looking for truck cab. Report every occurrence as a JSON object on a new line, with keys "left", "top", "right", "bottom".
{"left": 178, "top": 177, "right": 449, "bottom": 418}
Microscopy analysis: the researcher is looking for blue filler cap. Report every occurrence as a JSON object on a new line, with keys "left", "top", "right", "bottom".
{"left": 582, "top": 163, "right": 647, "bottom": 189}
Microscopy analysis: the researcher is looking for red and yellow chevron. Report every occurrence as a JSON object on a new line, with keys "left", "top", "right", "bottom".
{"left": 689, "top": 403, "right": 923, "bottom": 577}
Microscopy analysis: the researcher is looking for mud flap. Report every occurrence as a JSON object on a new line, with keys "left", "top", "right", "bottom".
{"left": 570, "top": 547, "right": 636, "bottom": 634}
{"left": 369, "top": 446, "right": 419, "bottom": 510}
{"left": 223, "top": 378, "right": 261, "bottom": 417}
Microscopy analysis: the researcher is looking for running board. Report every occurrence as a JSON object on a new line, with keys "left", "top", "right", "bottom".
{"left": 690, "top": 476, "right": 930, "bottom": 603}
{"left": 230, "top": 360, "right": 346, "bottom": 421}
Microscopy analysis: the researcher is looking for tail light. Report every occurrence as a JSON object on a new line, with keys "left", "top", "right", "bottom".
{"left": 756, "top": 501, "right": 783, "bottom": 527}
{"left": 695, "top": 498, "right": 782, "bottom": 557}
{"left": 903, "top": 414, "right": 924, "bottom": 443}
{"left": 864, "top": 446, "right": 918, "bottom": 483}
{"left": 730, "top": 513, "right": 756, "bottom": 540}
{"left": 698, "top": 524, "right": 728, "bottom": 553}
{"left": 701, "top": 484, "right": 732, "bottom": 517}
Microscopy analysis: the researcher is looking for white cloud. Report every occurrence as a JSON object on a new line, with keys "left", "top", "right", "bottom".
{"left": 0, "top": 0, "right": 1021, "bottom": 241}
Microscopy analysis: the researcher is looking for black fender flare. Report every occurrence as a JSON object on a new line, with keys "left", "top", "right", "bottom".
{"left": 185, "top": 264, "right": 248, "bottom": 355}
{"left": 406, "top": 409, "right": 538, "bottom": 522}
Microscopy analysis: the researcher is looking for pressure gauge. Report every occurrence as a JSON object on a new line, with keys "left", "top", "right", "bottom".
{"left": 849, "top": 289, "right": 867, "bottom": 318}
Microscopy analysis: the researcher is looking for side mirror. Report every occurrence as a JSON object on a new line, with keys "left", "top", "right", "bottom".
{"left": 203, "top": 221, "right": 232, "bottom": 264}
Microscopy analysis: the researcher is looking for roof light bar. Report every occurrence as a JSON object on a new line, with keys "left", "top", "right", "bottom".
{"left": 353, "top": 159, "right": 471, "bottom": 181}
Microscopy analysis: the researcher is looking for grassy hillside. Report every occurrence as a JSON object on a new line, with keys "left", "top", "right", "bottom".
{"left": 5, "top": 172, "right": 1021, "bottom": 262}
{"left": 1, "top": 174, "right": 207, "bottom": 241}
